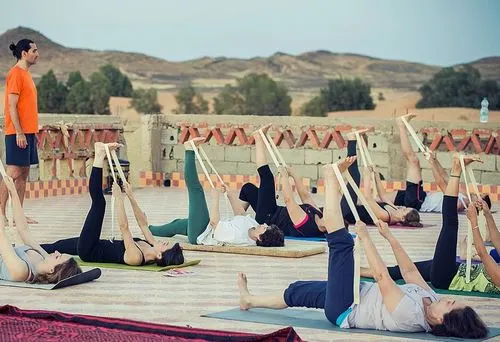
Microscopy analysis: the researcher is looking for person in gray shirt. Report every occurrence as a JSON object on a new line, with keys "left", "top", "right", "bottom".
{"left": 236, "top": 156, "right": 488, "bottom": 339}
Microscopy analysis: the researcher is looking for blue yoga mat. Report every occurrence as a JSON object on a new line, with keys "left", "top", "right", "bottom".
{"left": 203, "top": 308, "right": 500, "bottom": 341}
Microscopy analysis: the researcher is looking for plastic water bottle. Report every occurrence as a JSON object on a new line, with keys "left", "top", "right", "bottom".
{"left": 480, "top": 97, "right": 489, "bottom": 123}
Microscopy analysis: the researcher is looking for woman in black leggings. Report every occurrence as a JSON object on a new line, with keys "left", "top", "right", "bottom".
{"left": 239, "top": 125, "right": 324, "bottom": 238}
{"left": 341, "top": 131, "right": 422, "bottom": 228}
{"left": 41, "top": 143, "right": 184, "bottom": 267}
{"left": 362, "top": 153, "right": 500, "bottom": 294}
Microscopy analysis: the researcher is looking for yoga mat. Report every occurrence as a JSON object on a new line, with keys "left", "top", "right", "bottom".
{"left": 0, "top": 268, "right": 101, "bottom": 290}
{"left": 0, "top": 305, "right": 301, "bottom": 342}
{"left": 203, "top": 308, "right": 500, "bottom": 341}
{"left": 75, "top": 258, "right": 201, "bottom": 272}
{"left": 158, "top": 235, "right": 325, "bottom": 258}
{"left": 285, "top": 236, "right": 326, "bottom": 242}
{"left": 360, "top": 277, "right": 500, "bottom": 299}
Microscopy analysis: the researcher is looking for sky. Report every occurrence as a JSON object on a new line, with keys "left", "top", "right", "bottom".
{"left": 2, "top": 0, "right": 499, "bottom": 66}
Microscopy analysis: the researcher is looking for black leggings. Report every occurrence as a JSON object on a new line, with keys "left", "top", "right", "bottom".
{"left": 41, "top": 167, "right": 127, "bottom": 263}
{"left": 239, "top": 165, "right": 278, "bottom": 224}
{"left": 386, "top": 195, "right": 460, "bottom": 289}
{"left": 340, "top": 140, "right": 361, "bottom": 223}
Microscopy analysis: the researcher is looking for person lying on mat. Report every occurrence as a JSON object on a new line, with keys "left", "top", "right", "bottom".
{"left": 373, "top": 114, "right": 491, "bottom": 214}
{"left": 361, "top": 153, "right": 499, "bottom": 295}
{"left": 341, "top": 131, "right": 422, "bottom": 228}
{"left": 467, "top": 198, "right": 500, "bottom": 287}
{"left": 237, "top": 157, "right": 488, "bottom": 339}
{"left": 149, "top": 138, "right": 284, "bottom": 247}
{"left": 41, "top": 142, "right": 185, "bottom": 267}
{"left": 238, "top": 125, "right": 325, "bottom": 238}
{"left": 0, "top": 174, "right": 82, "bottom": 283}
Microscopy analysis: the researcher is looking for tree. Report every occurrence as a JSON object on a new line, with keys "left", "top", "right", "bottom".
{"left": 416, "top": 65, "right": 500, "bottom": 109}
{"left": 99, "top": 64, "right": 133, "bottom": 97}
{"left": 299, "top": 78, "right": 375, "bottom": 116}
{"left": 37, "top": 70, "right": 67, "bottom": 113}
{"left": 213, "top": 73, "right": 292, "bottom": 116}
{"left": 66, "top": 71, "right": 84, "bottom": 89}
{"left": 299, "top": 96, "right": 326, "bottom": 117}
{"left": 89, "top": 72, "right": 112, "bottom": 114}
{"left": 173, "top": 85, "right": 208, "bottom": 114}
{"left": 130, "top": 88, "right": 162, "bottom": 114}
{"left": 213, "top": 85, "right": 244, "bottom": 114}
{"left": 66, "top": 80, "right": 93, "bottom": 114}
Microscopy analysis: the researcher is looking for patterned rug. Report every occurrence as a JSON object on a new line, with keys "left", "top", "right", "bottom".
{"left": 0, "top": 305, "right": 302, "bottom": 342}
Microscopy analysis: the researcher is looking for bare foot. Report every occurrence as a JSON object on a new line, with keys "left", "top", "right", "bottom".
{"left": 184, "top": 137, "right": 206, "bottom": 150}
{"left": 26, "top": 216, "right": 38, "bottom": 224}
{"left": 346, "top": 128, "right": 373, "bottom": 141}
{"left": 453, "top": 153, "right": 483, "bottom": 166}
{"left": 237, "top": 272, "right": 252, "bottom": 310}
{"left": 337, "top": 156, "right": 357, "bottom": 173}
{"left": 400, "top": 113, "right": 417, "bottom": 122}
{"left": 252, "top": 124, "right": 272, "bottom": 138}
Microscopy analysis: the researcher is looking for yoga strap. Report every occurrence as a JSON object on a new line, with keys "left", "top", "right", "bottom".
{"left": 355, "top": 132, "right": 378, "bottom": 198}
{"left": 400, "top": 116, "right": 430, "bottom": 159}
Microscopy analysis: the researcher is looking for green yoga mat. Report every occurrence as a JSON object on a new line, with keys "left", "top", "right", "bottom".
{"left": 203, "top": 308, "right": 500, "bottom": 341}
{"left": 360, "top": 277, "right": 500, "bottom": 299}
{"left": 75, "top": 258, "right": 201, "bottom": 271}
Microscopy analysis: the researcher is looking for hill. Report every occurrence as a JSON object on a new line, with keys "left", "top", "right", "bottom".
{"left": 1, "top": 27, "right": 499, "bottom": 91}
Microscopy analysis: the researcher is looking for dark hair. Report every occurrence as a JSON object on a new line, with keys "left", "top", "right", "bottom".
{"left": 431, "top": 306, "right": 488, "bottom": 339}
{"left": 403, "top": 208, "right": 423, "bottom": 227}
{"left": 9, "top": 39, "right": 34, "bottom": 60}
{"left": 31, "top": 258, "right": 82, "bottom": 284}
{"left": 156, "top": 243, "right": 184, "bottom": 267}
{"left": 256, "top": 225, "right": 284, "bottom": 247}
{"left": 482, "top": 194, "right": 491, "bottom": 209}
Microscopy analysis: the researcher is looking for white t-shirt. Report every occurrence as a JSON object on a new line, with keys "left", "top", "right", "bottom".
{"left": 420, "top": 192, "right": 467, "bottom": 213}
{"left": 196, "top": 215, "right": 258, "bottom": 246}
{"left": 342, "top": 282, "right": 439, "bottom": 332}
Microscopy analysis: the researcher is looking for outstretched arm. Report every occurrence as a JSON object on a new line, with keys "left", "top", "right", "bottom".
{"left": 427, "top": 151, "right": 449, "bottom": 193}
{"left": 357, "top": 223, "right": 404, "bottom": 312}
{"left": 225, "top": 188, "right": 247, "bottom": 216}
{"left": 123, "top": 182, "right": 156, "bottom": 245}
{"left": 278, "top": 167, "right": 308, "bottom": 225}
{"left": 0, "top": 222, "right": 29, "bottom": 281}
{"left": 286, "top": 166, "right": 317, "bottom": 207}
{"left": 3, "top": 176, "right": 48, "bottom": 257}
{"left": 468, "top": 202, "right": 500, "bottom": 286}
{"left": 209, "top": 187, "right": 221, "bottom": 228}
{"left": 362, "top": 167, "right": 390, "bottom": 222}
{"left": 114, "top": 183, "right": 142, "bottom": 265}
{"left": 370, "top": 166, "right": 394, "bottom": 204}
{"left": 377, "top": 221, "right": 433, "bottom": 292}
{"left": 483, "top": 203, "right": 500, "bottom": 252}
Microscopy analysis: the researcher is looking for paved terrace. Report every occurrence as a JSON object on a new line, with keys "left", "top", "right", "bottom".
{"left": 1, "top": 187, "right": 499, "bottom": 341}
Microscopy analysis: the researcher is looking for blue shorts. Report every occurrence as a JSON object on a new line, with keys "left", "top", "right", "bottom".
{"left": 5, "top": 133, "right": 39, "bottom": 167}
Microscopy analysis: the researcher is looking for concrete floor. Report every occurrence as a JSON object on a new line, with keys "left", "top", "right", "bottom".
{"left": 1, "top": 187, "right": 499, "bottom": 341}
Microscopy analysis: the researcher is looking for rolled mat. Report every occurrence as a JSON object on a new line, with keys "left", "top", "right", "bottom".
{"left": 157, "top": 235, "right": 325, "bottom": 258}
{"left": 203, "top": 308, "right": 500, "bottom": 341}
{"left": 0, "top": 305, "right": 302, "bottom": 341}
{"left": 0, "top": 268, "right": 101, "bottom": 290}
{"left": 360, "top": 277, "right": 500, "bottom": 299}
{"left": 75, "top": 258, "right": 201, "bottom": 271}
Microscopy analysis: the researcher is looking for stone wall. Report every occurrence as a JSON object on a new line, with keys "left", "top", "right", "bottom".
{"left": 135, "top": 114, "right": 499, "bottom": 189}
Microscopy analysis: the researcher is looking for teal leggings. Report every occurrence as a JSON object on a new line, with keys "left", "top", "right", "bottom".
{"left": 149, "top": 150, "right": 210, "bottom": 244}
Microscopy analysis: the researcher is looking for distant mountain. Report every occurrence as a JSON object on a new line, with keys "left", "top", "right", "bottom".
{"left": 1, "top": 26, "right": 499, "bottom": 91}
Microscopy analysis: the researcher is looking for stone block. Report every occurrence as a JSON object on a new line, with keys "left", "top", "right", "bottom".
{"left": 305, "top": 149, "right": 333, "bottom": 165}
{"left": 368, "top": 152, "right": 390, "bottom": 168}
{"left": 367, "top": 135, "right": 389, "bottom": 153}
{"left": 479, "top": 155, "right": 496, "bottom": 172}
{"left": 213, "top": 161, "right": 238, "bottom": 175}
{"left": 172, "top": 144, "right": 186, "bottom": 160}
{"left": 225, "top": 146, "right": 251, "bottom": 162}
{"left": 200, "top": 145, "right": 225, "bottom": 162}
{"left": 481, "top": 171, "right": 500, "bottom": 185}
{"left": 161, "top": 160, "right": 179, "bottom": 174}
{"left": 236, "top": 162, "right": 257, "bottom": 176}
{"left": 289, "top": 164, "right": 318, "bottom": 180}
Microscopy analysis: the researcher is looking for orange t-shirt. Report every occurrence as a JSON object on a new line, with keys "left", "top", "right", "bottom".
{"left": 3, "top": 66, "right": 39, "bottom": 135}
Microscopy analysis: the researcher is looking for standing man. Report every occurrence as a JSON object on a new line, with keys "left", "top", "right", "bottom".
{"left": 1, "top": 39, "right": 40, "bottom": 224}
